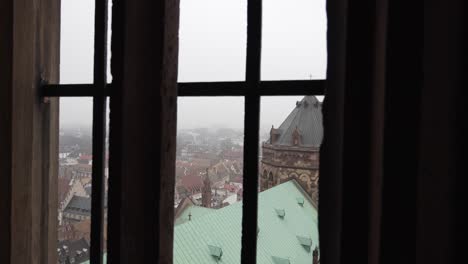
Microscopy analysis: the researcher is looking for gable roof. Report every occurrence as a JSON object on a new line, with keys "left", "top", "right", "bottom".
{"left": 173, "top": 180, "right": 319, "bottom": 264}
{"left": 269, "top": 96, "right": 323, "bottom": 147}
{"left": 180, "top": 174, "right": 204, "bottom": 190}
{"left": 175, "top": 203, "right": 215, "bottom": 226}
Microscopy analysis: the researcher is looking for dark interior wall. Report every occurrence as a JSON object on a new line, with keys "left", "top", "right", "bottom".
{"left": 323, "top": 1, "right": 466, "bottom": 264}
{"left": 380, "top": 1, "right": 422, "bottom": 263}
{"left": 418, "top": 1, "right": 467, "bottom": 263}
{"left": 321, "top": 0, "right": 386, "bottom": 263}
{"left": 0, "top": 0, "right": 13, "bottom": 262}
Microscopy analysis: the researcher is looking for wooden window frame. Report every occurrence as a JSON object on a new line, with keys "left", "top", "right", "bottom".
{"left": 41, "top": 0, "right": 326, "bottom": 263}
{"left": 1, "top": 0, "right": 60, "bottom": 263}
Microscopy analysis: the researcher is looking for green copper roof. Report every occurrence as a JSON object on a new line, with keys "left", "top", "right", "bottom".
{"left": 296, "top": 235, "right": 313, "bottom": 247}
{"left": 271, "top": 256, "right": 291, "bottom": 264}
{"left": 175, "top": 204, "right": 216, "bottom": 226}
{"left": 82, "top": 180, "right": 318, "bottom": 264}
{"left": 174, "top": 180, "right": 319, "bottom": 263}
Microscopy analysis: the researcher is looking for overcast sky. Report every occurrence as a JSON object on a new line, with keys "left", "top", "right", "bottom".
{"left": 60, "top": 0, "right": 327, "bottom": 132}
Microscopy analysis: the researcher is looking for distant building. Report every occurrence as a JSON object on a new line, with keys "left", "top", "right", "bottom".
{"left": 62, "top": 195, "right": 91, "bottom": 224}
{"left": 58, "top": 178, "right": 89, "bottom": 225}
{"left": 77, "top": 154, "right": 92, "bottom": 165}
{"left": 260, "top": 96, "right": 322, "bottom": 204}
{"left": 57, "top": 238, "right": 90, "bottom": 264}
{"left": 180, "top": 174, "right": 204, "bottom": 196}
{"left": 57, "top": 219, "right": 91, "bottom": 242}
{"left": 71, "top": 164, "right": 92, "bottom": 178}
{"left": 211, "top": 159, "right": 242, "bottom": 182}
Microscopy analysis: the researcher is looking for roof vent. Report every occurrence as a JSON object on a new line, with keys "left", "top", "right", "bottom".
{"left": 296, "top": 235, "right": 313, "bottom": 251}
{"left": 272, "top": 256, "right": 291, "bottom": 264}
{"left": 275, "top": 209, "right": 285, "bottom": 218}
{"left": 296, "top": 197, "right": 304, "bottom": 206}
{"left": 208, "top": 245, "right": 223, "bottom": 260}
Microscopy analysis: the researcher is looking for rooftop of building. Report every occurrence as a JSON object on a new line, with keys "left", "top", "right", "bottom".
{"left": 173, "top": 180, "right": 318, "bottom": 264}
{"left": 268, "top": 96, "right": 323, "bottom": 147}
{"left": 57, "top": 238, "right": 90, "bottom": 264}
{"left": 175, "top": 203, "right": 216, "bottom": 226}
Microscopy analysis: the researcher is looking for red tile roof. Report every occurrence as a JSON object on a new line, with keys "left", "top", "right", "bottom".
{"left": 223, "top": 183, "right": 238, "bottom": 193}
{"left": 231, "top": 176, "right": 243, "bottom": 183}
{"left": 79, "top": 155, "right": 92, "bottom": 160}
{"left": 180, "top": 174, "right": 203, "bottom": 190}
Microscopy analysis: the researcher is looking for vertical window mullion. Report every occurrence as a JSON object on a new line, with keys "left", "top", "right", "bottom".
{"left": 241, "top": 0, "right": 262, "bottom": 263}
{"left": 90, "top": 0, "right": 109, "bottom": 263}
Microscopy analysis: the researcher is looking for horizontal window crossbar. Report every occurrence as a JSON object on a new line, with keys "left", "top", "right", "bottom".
{"left": 41, "top": 80, "right": 325, "bottom": 97}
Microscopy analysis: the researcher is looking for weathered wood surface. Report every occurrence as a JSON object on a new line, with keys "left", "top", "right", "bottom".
{"left": 0, "top": 0, "right": 59, "bottom": 263}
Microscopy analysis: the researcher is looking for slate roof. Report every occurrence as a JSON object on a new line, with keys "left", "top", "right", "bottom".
{"left": 269, "top": 96, "right": 323, "bottom": 147}
{"left": 64, "top": 196, "right": 91, "bottom": 216}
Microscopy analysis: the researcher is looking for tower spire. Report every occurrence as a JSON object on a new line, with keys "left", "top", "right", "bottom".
{"left": 202, "top": 168, "right": 212, "bottom": 208}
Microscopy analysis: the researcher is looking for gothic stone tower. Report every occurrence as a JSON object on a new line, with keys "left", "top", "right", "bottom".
{"left": 260, "top": 96, "right": 322, "bottom": 204}
{"left": 201, "top": 169, "right": 212, "bottom": 208}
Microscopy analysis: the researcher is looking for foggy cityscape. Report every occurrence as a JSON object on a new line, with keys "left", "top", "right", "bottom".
{"left": 57, "top": 0, "right": 326, "bottom": 263}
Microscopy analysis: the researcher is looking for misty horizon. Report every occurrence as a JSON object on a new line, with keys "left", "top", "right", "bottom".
{"left": 60, "top": 0, "right": 326, "bottom": 129}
